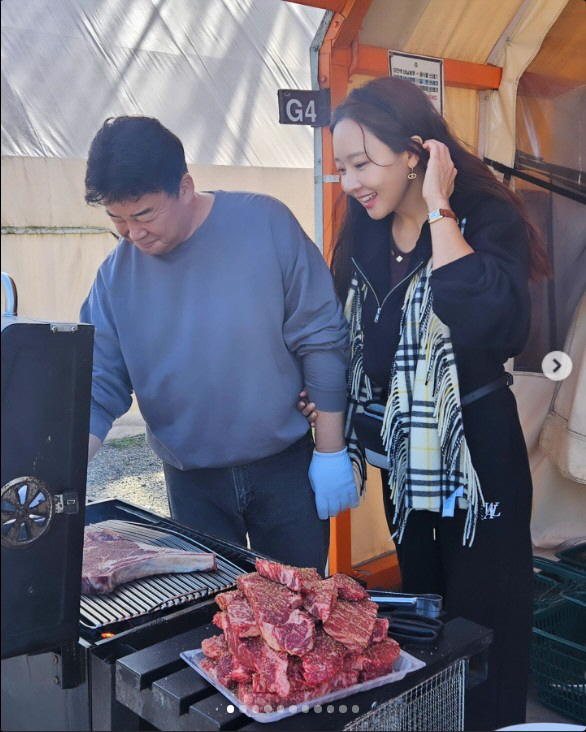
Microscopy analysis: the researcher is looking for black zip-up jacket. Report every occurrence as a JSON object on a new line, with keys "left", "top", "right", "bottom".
{"left": 352, "top": 191, "right": 531, "bottom": 396}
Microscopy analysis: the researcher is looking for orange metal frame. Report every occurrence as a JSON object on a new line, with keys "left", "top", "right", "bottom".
{"left": 350, "top": 44, "right": 502, "bottom": 90}
{"left": 290, "top": 0, "right": 348, "bottom": 10}
{"left": 284, "top": 0, "right": 502, "bottom": 582}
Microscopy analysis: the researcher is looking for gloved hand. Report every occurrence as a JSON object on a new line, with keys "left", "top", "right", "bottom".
{"left": 309, "top": 448, "right": 359, "bottom": 520}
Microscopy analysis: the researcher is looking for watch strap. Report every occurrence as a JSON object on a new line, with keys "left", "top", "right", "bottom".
{"left": 428, "top": 208, "right": 459, "bottom": 225}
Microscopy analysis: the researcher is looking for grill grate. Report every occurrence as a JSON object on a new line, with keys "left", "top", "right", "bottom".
{"left": 80, "top": 520, "right": 245, "bottom": 629}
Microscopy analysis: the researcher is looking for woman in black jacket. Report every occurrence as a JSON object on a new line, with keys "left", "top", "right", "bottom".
{"left": 301, "top": 77, "right": 550, "bottom": 730}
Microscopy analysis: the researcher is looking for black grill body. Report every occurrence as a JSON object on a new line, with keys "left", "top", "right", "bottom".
{"left": 1, "top": 315, "right": 94, "bottom": 659}
{"left": 2, "top": 499, "right": 261, "bottom": 731}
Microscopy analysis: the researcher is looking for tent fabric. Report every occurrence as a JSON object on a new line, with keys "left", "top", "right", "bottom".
{"left": 509, "top": 0, "right": 585, "bottom": 372}
{"left": 514, "top": 371, "right": 586, "bottom": 549}
{"left": 540, "top": 294, "right": 586, "bottom": 484}
{"left": 355, "top": 0, "right": 548, "bottom": 155}
{"left": 483, "top": 0, "right": 567, "bottom": 167}
{"left": 359, "top": 0, "right": 526, "bottom": 63}
{"left": 1, "top": 0, "right": 323, "bottom": 167}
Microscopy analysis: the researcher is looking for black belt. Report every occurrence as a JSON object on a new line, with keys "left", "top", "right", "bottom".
{"left": 460, "top": 372, "right": 513, "bottom": 408}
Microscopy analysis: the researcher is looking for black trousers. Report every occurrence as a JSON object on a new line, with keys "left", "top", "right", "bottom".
{"left": 380, "top": 387, "right": 534, "bottom": 731}
{"left": 163, "top": 432, "right": 330, "bottom": 576}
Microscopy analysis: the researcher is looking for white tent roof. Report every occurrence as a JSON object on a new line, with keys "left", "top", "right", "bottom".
{"left": 1, "top": 0, "right": 323, "bottom": 166}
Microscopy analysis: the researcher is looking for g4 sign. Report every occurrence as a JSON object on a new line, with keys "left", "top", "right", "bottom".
{"left": 278, "top": 89, "right": 331, "bottom": 127}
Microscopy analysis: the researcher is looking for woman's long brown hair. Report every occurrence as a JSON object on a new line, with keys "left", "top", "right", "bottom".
{"left": 330, "top": 77, "right": 551, "bottom": 300}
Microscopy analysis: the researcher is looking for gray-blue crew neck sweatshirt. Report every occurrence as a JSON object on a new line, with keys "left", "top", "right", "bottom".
{"left": 81, "top": 191, "right": 349, "bottom": 469}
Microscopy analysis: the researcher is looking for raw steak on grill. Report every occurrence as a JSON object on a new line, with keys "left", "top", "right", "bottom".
{"left": 200, "top": 653, "right": 252, "bottom": 686}
{"left": 225, "top": 594, "right": 260, "bottom": 637}
{"left": 217, "top": 610, "right": 291, "bottom": 697}
{"left": 198, "top": 561, "right": 403, "bottom": 709}
{"left": 238, "top": 573, "right": 315, "bottom": 655}
{"left": 322, "top": 598, "right": 378, "bottom": 652}
{"left": 301, "top": 626, "right": 346, "bottom": 686}
{"left": 251, "top": 656, "right": 310, "bottom": 694}
{"left": 212, "top": 592, "right": 260, "bottom": 638}
{"left": 237, "top": 573, "right": 302, "bottom": 623}
{"left": 303, "top": 577, "right": 338, "bottom": 622}
{"left": 261, "top": 608, "right": 315, "bottom": 656}
{"left": 359, "top": 638, "right": 401, "bottom": 681}
{"left": 215, "top": 589, "right": 242, "bottom": 611}
{"left": 81, "top": 526, "right": 216, "bottom": 594}
{"left": 333, "top": 573, "right": 369, "bottom": 601}
{"left": 201, "top": 634, "right": 229, "bottom": 659}
{"left": 255, "top": 558, "right": 321, "bottom": 592}
{"left": 371, "top": 617, "right": 389, "bottom": 642}
{"left": 237, "top": 683, "right": 316, "bottom": 709}
{"left": 237, "top": 668, "right": 361, "bottom": 710}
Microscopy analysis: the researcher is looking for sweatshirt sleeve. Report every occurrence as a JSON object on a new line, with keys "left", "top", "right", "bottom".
{"left": 270, "top": 202, "right": 349, "bottom": 412}
{"left": 430, "top": 197, "right": 531, "bottom": 354}
{"left": 80, "top": 266, "right": 133, "bottom": 440}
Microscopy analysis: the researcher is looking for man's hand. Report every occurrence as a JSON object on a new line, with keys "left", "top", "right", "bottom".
{"left": 309, "top": 448, "right": 359, "bottom": 520}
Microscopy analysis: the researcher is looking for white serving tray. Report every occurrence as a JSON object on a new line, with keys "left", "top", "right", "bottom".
{"left": 181, "top": 647, "right": 426, "bottom": 724}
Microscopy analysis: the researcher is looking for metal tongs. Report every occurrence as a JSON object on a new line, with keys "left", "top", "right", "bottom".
{"left": 367, "top": 590, "right": 443, "bottom": 619}
{"left": 383, "top": 611, "right": 444, "bottom": 645}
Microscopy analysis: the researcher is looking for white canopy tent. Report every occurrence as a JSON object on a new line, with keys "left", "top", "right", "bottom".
{"left": 1, "top": 0, "right": 324, "bottom": 318}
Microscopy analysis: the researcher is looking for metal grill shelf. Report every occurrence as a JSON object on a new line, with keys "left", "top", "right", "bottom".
{"left": 81, "top": 519, "right": 246, "bottom": 629}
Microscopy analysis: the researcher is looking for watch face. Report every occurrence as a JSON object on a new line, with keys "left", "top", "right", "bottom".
{"left": 428, "top": 210, "right": 442, "bottom": 223}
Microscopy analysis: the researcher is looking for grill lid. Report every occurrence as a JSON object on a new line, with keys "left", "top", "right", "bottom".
{"left": 80, "top": 520, "right": 245, "bottom": 629}
{"left": 1, "top": 283, "right": 94, "bottom": 659}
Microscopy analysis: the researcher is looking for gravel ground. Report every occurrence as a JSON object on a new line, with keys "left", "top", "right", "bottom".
{"left": 86, "top": 434, "right": 170, "bottom": 516}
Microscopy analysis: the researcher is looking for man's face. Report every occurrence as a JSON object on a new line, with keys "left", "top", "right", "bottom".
{"left": 106, "top": 176, "right": 194, "bottom": 256}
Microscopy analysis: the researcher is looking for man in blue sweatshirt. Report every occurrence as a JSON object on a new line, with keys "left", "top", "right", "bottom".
{"left": 82, "top": 116, "right": 357, "bottom": 574}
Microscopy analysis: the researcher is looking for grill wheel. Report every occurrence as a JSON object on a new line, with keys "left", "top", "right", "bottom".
{"left": 1, "top": 477, "right": 53, "bottom": 548}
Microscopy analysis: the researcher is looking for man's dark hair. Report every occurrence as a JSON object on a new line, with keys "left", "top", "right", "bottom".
{"left": 85, "top": 116, "right": 188, "bottom": 205}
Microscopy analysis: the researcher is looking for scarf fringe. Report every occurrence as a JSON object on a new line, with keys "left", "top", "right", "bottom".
{"left": 344, "top": 279, "right": 371, "bottom": 496}
{"left": 385, "top": 261, "right": 484, "bottom": 547}
{"left": 344, "top": 261, "right": 485, "bottom": 545}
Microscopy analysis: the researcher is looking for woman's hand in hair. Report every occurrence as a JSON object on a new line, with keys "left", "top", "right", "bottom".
{"left": 421, "top": 139, "right": 457, "bottom": 210}
{"left": 297, "top": 390, "right": 318, "bottom": 426}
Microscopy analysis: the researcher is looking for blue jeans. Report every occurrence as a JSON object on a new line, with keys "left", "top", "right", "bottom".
{"left": 163, "top": 431, "right": 329, "bottom": 576}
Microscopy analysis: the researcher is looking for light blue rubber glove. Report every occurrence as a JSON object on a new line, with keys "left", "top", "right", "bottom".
{"left": 309, "top": 447, "right": 359, "bottom": 520}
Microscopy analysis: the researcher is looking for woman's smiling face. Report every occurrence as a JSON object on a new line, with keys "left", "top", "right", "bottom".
{"left": 333, "top": 118, "right": 413, "bottom": 220}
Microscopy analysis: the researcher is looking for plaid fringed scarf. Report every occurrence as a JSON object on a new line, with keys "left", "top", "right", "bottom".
{"left": 345, "top": 259, "right": 485, "bottom": 546}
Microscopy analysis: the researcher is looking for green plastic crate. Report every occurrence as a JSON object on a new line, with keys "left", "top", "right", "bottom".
{"left": 533, "top": 570, "right": 561, "bottom": 611}
{"left": 533, "top": 556, "right": 586, "bottom": 609}
{"left": 557, "top": 542, "right": 586, "bottom": 572}
{"left": 531, "top": 594, "right": 586, "bottom": 724}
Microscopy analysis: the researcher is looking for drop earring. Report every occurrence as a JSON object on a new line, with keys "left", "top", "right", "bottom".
{"left": 407, "top": 166, "right": 417, "bottom": 180}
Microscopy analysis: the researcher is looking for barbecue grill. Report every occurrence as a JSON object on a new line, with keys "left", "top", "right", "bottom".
{"left": 2, "top": 499, "right": 492, "bottom": 732}
{"left": 1, "top": 273, "right": 492, "bottom": 731}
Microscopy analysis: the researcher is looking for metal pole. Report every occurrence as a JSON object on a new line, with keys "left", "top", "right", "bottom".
{"left": 310, "top": 11, "right": 333, "bottom": 253}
